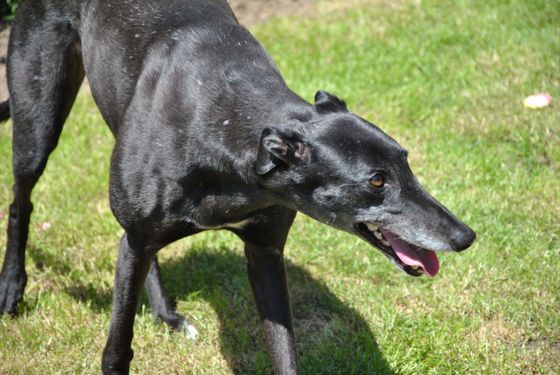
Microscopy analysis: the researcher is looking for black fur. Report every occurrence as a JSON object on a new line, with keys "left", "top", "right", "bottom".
{"left": 0, "top": 1, "right": 475, "bottom": 374}
{"left": 0, "top": 100, "right": 9, "bottom": 121}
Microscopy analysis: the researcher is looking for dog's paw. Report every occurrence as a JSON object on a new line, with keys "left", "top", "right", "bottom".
{"left": 183, "top": 321, "right": 199, "bottom": 340}
{"left": 172, "top": 317, "right": 199, "bottom": 340}
{"left": 158, "top": 310, "right": 198, "bottom": 339}
{"left": 0, "top": 269, "right": 27, "bottom": 315}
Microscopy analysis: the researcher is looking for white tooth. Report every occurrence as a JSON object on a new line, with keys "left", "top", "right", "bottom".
{"left": 374, "top": 231, "right": 383, "bottom": 240}
{"left": 381, "top": 240, "right": 390, "bottom": 246}
{"left": 366, "top": 223, "right": 379, "bottom": 231}
{"left": 410, "top": 266, "right": 419, "bottom": 270}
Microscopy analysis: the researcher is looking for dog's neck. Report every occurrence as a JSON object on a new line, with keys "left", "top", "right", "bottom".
{"left": 204, "top": 73, "right": 313, "bottom": 181}
{"left": 168, "top": 23, "right": 317, "bottom": 182}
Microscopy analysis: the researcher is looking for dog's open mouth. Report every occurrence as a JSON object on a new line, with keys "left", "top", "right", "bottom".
{"left": 355, "top": 223, "right": 439, "bottom": 277}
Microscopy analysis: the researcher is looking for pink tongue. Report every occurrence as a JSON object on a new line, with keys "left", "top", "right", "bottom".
{"left": 382, "top": 231, "right": 439, "bottom": 277}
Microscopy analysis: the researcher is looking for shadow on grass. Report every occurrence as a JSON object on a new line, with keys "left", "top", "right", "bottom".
{"left": 62, "top": 245, "right": 394, "bottom": 374}
{"left": 159, "top": 247, "right": 394, "bottom": 374}
{"left": 25, "top": 245, "right": 114, "bottom": 312}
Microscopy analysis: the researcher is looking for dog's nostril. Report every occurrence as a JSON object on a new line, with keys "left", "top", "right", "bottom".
{"left": 451, "top": 227, "right": 476, "bottom": 252}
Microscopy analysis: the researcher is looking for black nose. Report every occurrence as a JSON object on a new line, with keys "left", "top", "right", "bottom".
{"left": 450, "top": 226, "right": 476, "bottom": 252}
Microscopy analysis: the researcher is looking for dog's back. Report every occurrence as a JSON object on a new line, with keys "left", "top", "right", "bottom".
{"left": 77, "top": 0, "right": 242, "bottom": 130}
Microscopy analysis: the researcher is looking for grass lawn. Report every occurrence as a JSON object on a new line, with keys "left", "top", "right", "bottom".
{"left": 1, "top": 0, "right": 559, "bottom": 373}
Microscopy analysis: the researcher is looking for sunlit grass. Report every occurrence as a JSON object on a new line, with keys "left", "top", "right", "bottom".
{"left": 1, "top": 0, "right": 559, "bottom": 373}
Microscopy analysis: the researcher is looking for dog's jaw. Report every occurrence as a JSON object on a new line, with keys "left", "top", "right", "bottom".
{"left": 354, "top": 223, "right": 440, "bottom": 277}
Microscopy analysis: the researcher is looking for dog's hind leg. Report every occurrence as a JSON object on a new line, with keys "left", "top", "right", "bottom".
{"left": 145, "top": 258, "right": 198, "bottom": 337}
{"left": 0, "top": 5, "right": 84, "bottom": 314}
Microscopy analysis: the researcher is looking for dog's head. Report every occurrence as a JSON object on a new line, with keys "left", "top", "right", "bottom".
{"left": 256, "top": 91, "right": 476, "bottom": 277}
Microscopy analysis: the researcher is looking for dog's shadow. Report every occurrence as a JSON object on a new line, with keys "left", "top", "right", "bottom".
{"left": 61, "top": 243, "right": 393, "bottom": 373}
{"left": 155, "top": 247, "right": 394, "bottom": 374}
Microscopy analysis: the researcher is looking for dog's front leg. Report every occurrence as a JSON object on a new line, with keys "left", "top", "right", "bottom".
{"left": 102, "top": 234, "right": 154, "bottom": 374}
{"left": 245, "top": 242, "right": 298, "bottom": 374}
{"left": 237, "top": 207, "right": 298, "bottom": 374}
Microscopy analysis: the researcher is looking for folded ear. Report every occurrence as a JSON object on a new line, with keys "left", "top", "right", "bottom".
{"left": 256, "top": 128, "right": 308, "bottom": 175}
{"left": 314, "top": 90, "right": 348, "bottom": 113}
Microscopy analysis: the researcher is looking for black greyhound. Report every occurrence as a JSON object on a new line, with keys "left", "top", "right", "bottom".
{"left": 0, "top": 0, "right": 476, "bottom": 373}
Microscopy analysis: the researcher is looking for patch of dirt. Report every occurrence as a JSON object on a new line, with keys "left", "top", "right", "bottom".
{"left": 227, "top": 0, "right": 316, "bottom": 27}
{"left": 0, "top": 26, "right": 9, "bottom": 102}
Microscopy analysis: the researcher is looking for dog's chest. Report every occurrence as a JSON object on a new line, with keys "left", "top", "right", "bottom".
{"left": 193, "top": 218, "right": 254, "bottom": 231}
{"left": 184, "top": 186, "right": 268, "bottom": 229}
{"left": 125, "top": 172, "right": 267, "bottom": 232}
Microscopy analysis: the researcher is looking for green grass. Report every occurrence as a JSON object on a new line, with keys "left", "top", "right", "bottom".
{"left": 1, "top": 0, "right": 559, "bottom": 373}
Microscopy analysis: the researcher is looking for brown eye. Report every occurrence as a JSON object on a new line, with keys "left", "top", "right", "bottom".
{"left": 369, "top": 173, "right": 385, "bottom": 188}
